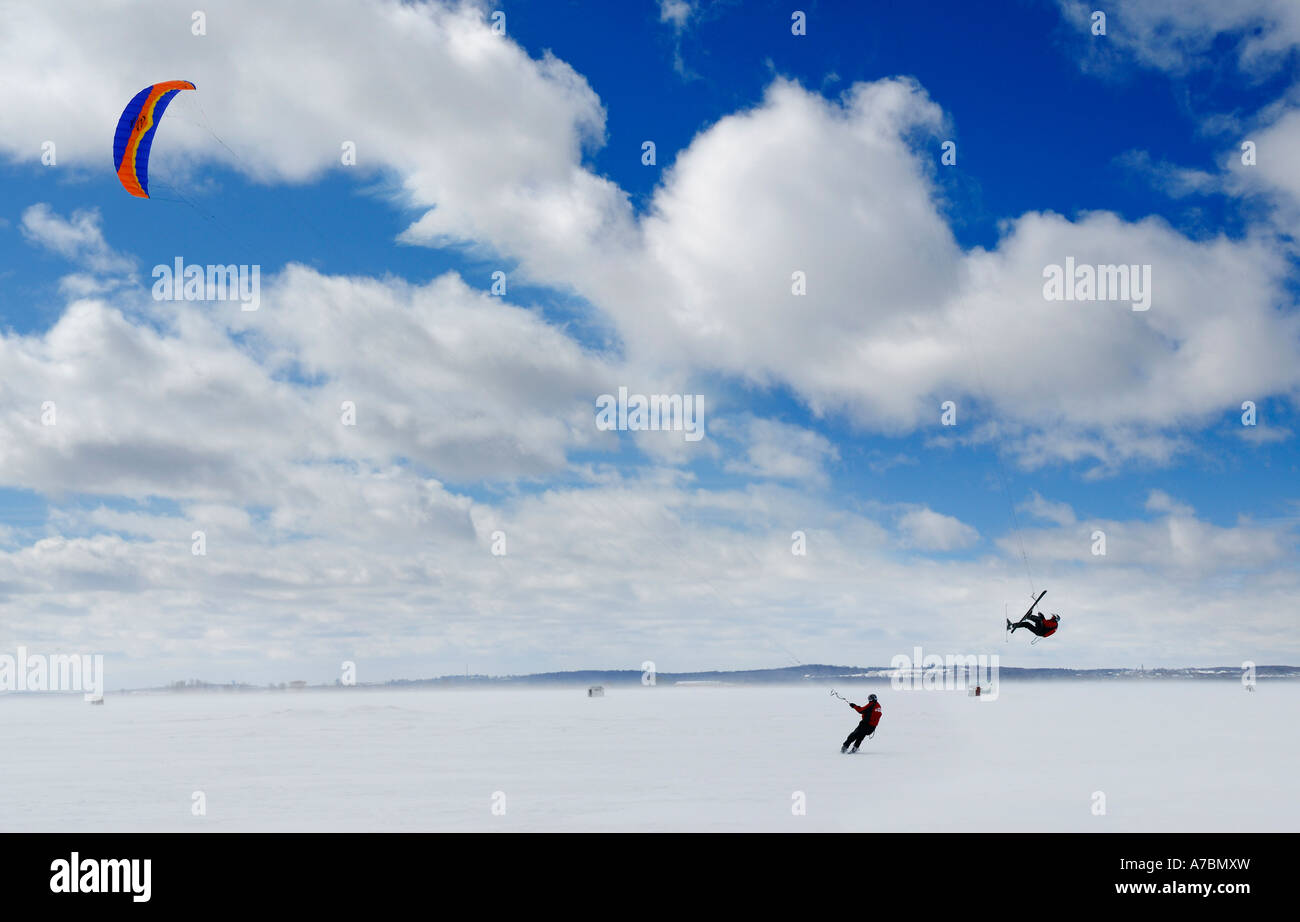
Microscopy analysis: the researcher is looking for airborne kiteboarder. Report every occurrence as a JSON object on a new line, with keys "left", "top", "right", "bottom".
{"left": 1009, "top": 611, "right": 1060, "bottom": 638}
{"left": 840, "top": 693, "right": 882, "bottom": 753}
{"left": 1006, "top": 589, "right": 1060, "bottom": 640}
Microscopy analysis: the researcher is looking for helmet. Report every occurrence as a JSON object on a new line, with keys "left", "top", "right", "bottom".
{"left": 867, "top": 693, "right": 878, "bottom": 702}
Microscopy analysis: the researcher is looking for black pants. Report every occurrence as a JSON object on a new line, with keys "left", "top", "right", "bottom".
{"left": 1010, "top": 616, "right": 1051, "bottom": 637}
{"left": 843, "top": 721, "right": 874, "bottom": 749}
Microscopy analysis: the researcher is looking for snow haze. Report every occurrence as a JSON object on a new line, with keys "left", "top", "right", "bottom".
{"left": 3, "top": 682, "right": 1291, "bottom": 832}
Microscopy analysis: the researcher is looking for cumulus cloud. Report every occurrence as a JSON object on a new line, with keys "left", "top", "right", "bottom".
{"left": 4, "top": 472, "right": 1296, "bottom": 680}
{"left": 895, "top": 506, "right": 980, "bottom": 552}
{"left": 1006, "top": 491, "right": 1294, "bottom": 574}
{"left": 3, "top": 3, "right": 1297, "bottom": 467}
{"left": 717, "top": 415, "right": 839, "bottom": 485}
{"left": 1, "top": 0, "right": 1299, "bottom": 679}
{"left": 19, "top": 204, "right": 135, "bottom": 293}
{"left": 2, "top": 0, "right": 621, "bottom": 270}
{"left": 0, "top": 262, "right": 617, "bottom": 499}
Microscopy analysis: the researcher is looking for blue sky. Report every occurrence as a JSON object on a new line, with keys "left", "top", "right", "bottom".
{"left": 1, "top": 0, "right": 1298, "bottom": 687}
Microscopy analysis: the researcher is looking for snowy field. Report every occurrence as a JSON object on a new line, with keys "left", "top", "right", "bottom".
{"left": 1, "top": 682, "right": 1294, "bottom": 832}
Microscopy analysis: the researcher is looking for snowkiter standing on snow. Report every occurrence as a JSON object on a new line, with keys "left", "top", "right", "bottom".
{"left": 841, "top": 693, "right": 882, "bottom": 753}
{"left": 1007, "top": 611, "right": 1061, "bottom": 638}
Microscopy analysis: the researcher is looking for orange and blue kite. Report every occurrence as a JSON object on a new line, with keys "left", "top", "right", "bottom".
{"left": 112, "top": 80, "right": 195, "bottom": 198}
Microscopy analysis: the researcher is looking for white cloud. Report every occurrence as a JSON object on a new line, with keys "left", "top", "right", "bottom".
{"left": 717, "top": 415, "right": 839, "bottom": 485}
{"left": 1, "top": 0, "right": 1299, "bottom": 679}
{"left": 2, "top": 0, "right": 620, "bottom": 268}
{"left": 0, "top": 260, "right": 617, "bottom": 501}
{"left": 1115, "top": 150, "right": 1219, "bottom": 199}
{"left": 1057, "top": 0, "right": 1300, "bottom": 76}
{"left": 1145, "top": 489, "right": 1194, "bottom": 517}
{"left": 895, "top": 506, "right": 980, "bottom": 552}
{"left": 1019, "top": 491, "right": 1077, "bottom": 527}
{"left": 19, "top": 204, "right": 135, "bottom": 292}
{"left": 6, "top": 472, "right": 1291, "bottom": 680}
{"left": 658, "top": 0, "right": 693, "bottom": 31}
{"left": 566, "top": 80, "right": 1297, "bottom": 466}
{"left": 1236, "top": 424, "right": 1292, "bottom": 444}
{"left": 4, "top": 5, "right": 1298, "bottom": 467}
{"left": 1054, "top": 1, "right": 1300, "bottom": 249}
{"left": 1008, "top": 493, "right": 1293, "bottom": 574}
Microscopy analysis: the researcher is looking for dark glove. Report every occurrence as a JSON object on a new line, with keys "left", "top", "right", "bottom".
{"left": 849, "top": 702, "right": 857, "bottom": 708}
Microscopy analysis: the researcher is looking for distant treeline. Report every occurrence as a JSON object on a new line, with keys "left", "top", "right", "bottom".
{"left": 121, "top": 663, "right": 1299, "bottom": 694}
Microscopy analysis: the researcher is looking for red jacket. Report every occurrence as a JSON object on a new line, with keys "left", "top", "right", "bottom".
{"left": 1041, "top": 616, "right": 1059, "bottom": 637}
{"left": 853, "top": 701, "right": 882, "bottom": 727}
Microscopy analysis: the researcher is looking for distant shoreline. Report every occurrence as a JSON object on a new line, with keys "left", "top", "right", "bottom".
{"left": 4, "top": 663, "right": 1295, "bottom": 697}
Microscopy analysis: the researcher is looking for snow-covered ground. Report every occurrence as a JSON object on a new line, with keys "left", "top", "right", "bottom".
{"left": 1, "top": 681, "right": 1293, "bottom": 832}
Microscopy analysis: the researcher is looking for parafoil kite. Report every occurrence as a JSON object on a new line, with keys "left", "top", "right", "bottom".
{"left": 112, "top": 80, "right": 196, "bottom": 198}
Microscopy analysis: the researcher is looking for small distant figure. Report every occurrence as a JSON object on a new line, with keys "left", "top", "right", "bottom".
{"left": 974, "top": 684, "right": 981, "bottom": 697}
{"left": 1007, "top": 611, "right": 1061, "bottom": 639}
{"left": 841, "top": 693, "right": 882, "bottom": 753}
